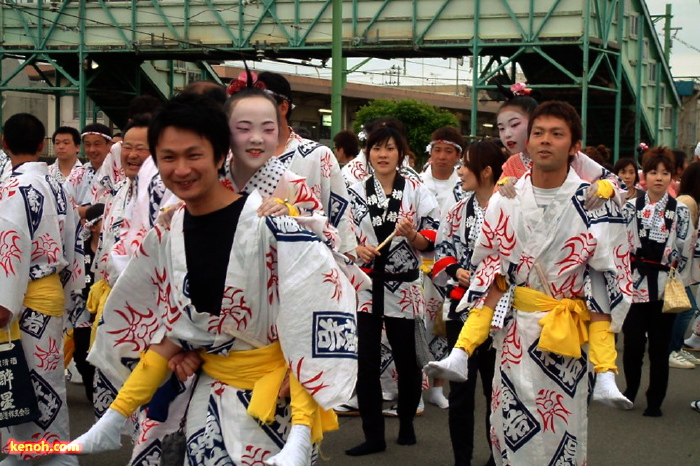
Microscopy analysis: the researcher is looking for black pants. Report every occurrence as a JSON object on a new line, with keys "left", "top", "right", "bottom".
{"left": 73, "top": 326, "right": 95, "bottom": 404}
{"left": 356, "top": 312, "right": 422, "bottom": 442}
{"left": 446, "top": 320, "right": 496, "bottom": 466}
{"left": 622, "top": 300, "right": 675, "bottom": 410}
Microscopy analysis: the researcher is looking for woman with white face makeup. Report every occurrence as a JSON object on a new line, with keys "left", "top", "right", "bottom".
{"left": 495, "top": 84, "right": 623, "bottom": 209}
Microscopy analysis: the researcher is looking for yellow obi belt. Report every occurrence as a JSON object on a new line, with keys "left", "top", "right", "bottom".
{"left": 513, "top": 287, "right": 590, "bottom": 358}
{"left": 1, "top": 274, "right": 64, "bottom": 342}
{"left": 199, "top": 341, "right": 337, "bottom": 443}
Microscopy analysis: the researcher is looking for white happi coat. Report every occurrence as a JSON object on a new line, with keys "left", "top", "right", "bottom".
{"left": 47, "top": 159, "right": 83, "bottom": 184}
{"left": 621, "top": 196, "right": 694, "bottom": 302}
{"left": 90, "top": 143, "right": 125, "bottom": 206}
{"left": 463, "top": 169, "right": 632, "bottom": 466}
{"left": 93, "top": 156, "right": 177, "bottom": 285}
{"left": 349, "top": 175, "right": 440, "bottom": 319}
{"left": 93, "top": 192, "right": 357, "bottom": 463}
{"left": 0, "top": 150, "right": 11, "bottom": 185}
{"left": 434, "top": 192, "right": 486, "bottom": 321}
{"left": 63, "top": 163, "right": 100, "bottom": 208}
{"left": 0, "top": 162, "right": 83, "bottom": 457}
{"left": 420, "top": 165, "right": 465, "bottom": 220}
{"left": 277, "top": 130, "right": 357, "bottom": 255}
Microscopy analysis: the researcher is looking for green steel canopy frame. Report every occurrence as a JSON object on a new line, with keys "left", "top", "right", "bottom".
{"left": 0, "top": 0, "right": 679, "bottom": 157}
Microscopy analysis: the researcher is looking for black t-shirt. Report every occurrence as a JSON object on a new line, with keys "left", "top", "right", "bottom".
{"left": 82, "top": 246, "right": 96, "bottom": 301}
{"left": 183, "top": 196, "right": 247, "bottom": 316}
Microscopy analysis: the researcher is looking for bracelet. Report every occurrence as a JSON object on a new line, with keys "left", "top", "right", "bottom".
{"left": 274, "top": 198, "right": 300, "bottom": 216}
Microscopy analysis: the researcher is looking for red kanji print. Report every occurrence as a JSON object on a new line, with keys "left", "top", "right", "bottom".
{"left": 517, "top": 253, "right": 534, "bottom": 276}
{"left": 290, "top": 178, "right": 322, "bottom": 212}
{"left": 398, "top": 286, "right": 423, "bottom": 317}
{"left": 242, "top": 444, "right": 272, "bottom": 465}
{"left": 501, "top": 320, "right": 522, "bottom": 367}
{"left": 405, "top": 176, "right": 421, "bottom": 190}
{"left": 444, "top": 205, "right": 463, "bottom": 238}
{"left": 555, "top": 233, "right": 596, "bottom": 275}
{"left": 0, "top": 230, "right": 22, "bottom": 277}
{"left": 107, "top": 303, "right": 159, "bottom": 352}
{"left": 398, "top": 204, "right": 417, "bottom": 226}
{"left": 473, "top": 254, "right": 500, "bottom": 288}
{"left": 536, "top": 389, "right": 571, "bottom": 433}
{"left": 550, "top": 273, "right": 583, "bottom": 299}
{"left": 479, "top": 218, "right": 496, "bottom": 250}
{"left": 267, "top": 324, "right": 278, "bottom": 343}
{"left": 266, "top": 246, "right": 279, "bottom": 305}
{"left": 0, "top": 177, "right": 19, "bottom": 200}
{"left": 212, "top": 381, "right": 227, "bottom": 396}
{"left": 320, "top": 151, "right": 333, "bottom": 178}
{"left": 323, "top": 269, "right": 343, "bottom": 301}
{"left": 614, "top": 244, "right": 634, "bottom": 297}
{"left": 289, "top": 358, "right": 330, "bottom": 396}
{"left": 350, "top": 163, "right": 368, "bottom": 182}
{"left": 153, "top": 268, "right": 179, "bottom": 327}
{"left": 358, "top": 299, "right": 372, "bottom": 314}
{"left": 220, "top": 178, "right": 234, "bottom": 192}
{"left": 494, "top": 210, "right": 516, "bottom": 256}
{"left": 212, "top": 287, "right": 252, "bottom": 334}
{"left": 311, "top": 184, "right": 322, "bottom": 204}
{"left": 491, "top": 387, "right": 501, "bottom": 413}
{"left": 31, "top": 233, "right": 61, "bottom": 263}
{"left": 138, "top": 417, "right": 159, "bottom": 444}
{"left": 425, "top": 297, "right": 442, "bottom": 322}
{"left": 34, "top": 337, "right": 61, "bottom": 372}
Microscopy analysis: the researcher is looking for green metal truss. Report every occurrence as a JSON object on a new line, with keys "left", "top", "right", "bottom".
{"left": 0, "top": 0, "right": 679, "bottom": 155}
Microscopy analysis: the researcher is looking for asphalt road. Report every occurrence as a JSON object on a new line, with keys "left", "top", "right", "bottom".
{"left": 12, "top": 347, "right": 700, "bottom": 465}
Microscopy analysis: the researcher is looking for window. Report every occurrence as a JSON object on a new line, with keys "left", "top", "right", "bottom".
{"left": 648, "top": 62, "right": 657, "bottom": 83}
{"left": 628, "top": 15, "right": 639, "bottom": 38}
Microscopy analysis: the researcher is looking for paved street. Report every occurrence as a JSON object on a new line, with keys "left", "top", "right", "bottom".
{"left": 40, "top": 346, "right": 696, "bottom": 466}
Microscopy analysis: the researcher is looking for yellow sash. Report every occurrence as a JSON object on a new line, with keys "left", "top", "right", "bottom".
{"left": 199, "top": 341, "right": 338, "bottom": 443}
{"left": 87, "top": 279, "right": 112, "bottom": 349}
{"left": 420, "top": 258, "right": 434, "bottom": 275}
{"left": 0, "top": 274, "right": 63, "bottom": 342}
{"left": 513, "top": 287, "right": 590, "bottom": 358}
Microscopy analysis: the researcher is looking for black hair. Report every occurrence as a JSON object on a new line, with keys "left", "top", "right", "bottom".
{"left": 528, "top": 101, "right": 583, "bottom": 147}
{"left": 672, "top": 149, "right": 687, "bottom": 174}
{"left": 464, "top": 139, "right": 507, "bottom": 186}
{"left": 333, "top": 130, "right": 360, "bottom": 158}
{"left": 81, "top": 123, "right": 112, "bottom": 141}
{"left": 641, "top": 146, "right": 675, "bottom": 174}
{"left": 613, "top": 157, "right": 640, "bottom": 186}
{"left": 182, "top": 81, "right": 228, "bottom": 106}
{"left": 257, "top": 71, "right": 293, "bottom": 120}
{"left": 365, "top": 126, "right": 408, "bottom": 167}
{"left": 3, "top": 113, "right": 45, "bottom": 156}
{"left": 122, "top": 114, "right": 151, "bottom": 136}
{"left": 127, "top": 95, "right": 163, "bottom": 120}
{"left": 430, "top": 127, "right": 465, "bottom": 154}
{"left": 85, "top": 203, "right": 105, "bottom": 223}
{"left": 224, "top": 87, "right": 281, "bottom": 129}
{"left": 148, "top": 93, "right": 230, "bottom": 165}
{"left": 52, "top": 126, "right": 80, "bottom": 146}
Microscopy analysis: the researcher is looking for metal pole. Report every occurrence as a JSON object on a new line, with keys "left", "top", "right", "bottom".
{"left": 664, "top": 4, "right": 671, "bottom": 64}
{"left": 78, "top": 0, "right": 86, "bottom": 134}
{"left": 470, "top": 0, "right": 480, "bottom": 138}
{"left": 580, "top": 0, "right": 591, "bottom": 147}
{"left": 331, "top": 0, "right": 344, "bottom": 136}
{"left": 613, "top": 0, "right": 625, "bottom": 160}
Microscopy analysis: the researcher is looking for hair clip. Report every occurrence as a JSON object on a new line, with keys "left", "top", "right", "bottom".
{"left": 226, "top": 71, "right": 266, "bottom": 96}
{"left": 510, "top": 83, "right": 532, "bottom": 96}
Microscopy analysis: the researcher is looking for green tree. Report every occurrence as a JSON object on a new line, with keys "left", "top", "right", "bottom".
{"left": 352, "top": 99, "right": 458, "bottom": 167}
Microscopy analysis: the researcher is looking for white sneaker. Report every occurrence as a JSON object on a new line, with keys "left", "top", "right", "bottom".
{"left": 679, "top": 349, "right": 700, "bottom": 365}
{"left": 382, "top": 398, "right": 424, "bottom": 417}
{"left": 669, "top": 351, "right": 695, "bottom": 369}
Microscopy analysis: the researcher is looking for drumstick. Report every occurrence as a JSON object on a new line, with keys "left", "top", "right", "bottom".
{"left": 377, "top": 231, "right": 396, "bottom": 250}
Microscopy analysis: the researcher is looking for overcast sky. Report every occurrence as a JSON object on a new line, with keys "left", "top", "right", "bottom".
{"left": 646, "top": 0, "right": 699, "bottom": 78}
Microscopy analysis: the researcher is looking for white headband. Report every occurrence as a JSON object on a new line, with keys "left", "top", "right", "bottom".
{"left": 81, "top": 131, "right": 112, "bottom": 142}
{"left": 80, "top": 214, "right": 103, "bottom": 241}
{"left": 426, "top": 139, "right": 463, "bottom": 154}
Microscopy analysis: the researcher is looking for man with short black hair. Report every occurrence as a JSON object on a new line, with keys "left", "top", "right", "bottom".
{"left": 0, "top": 113, "right": 82, "bottom": 466}
{"left": 49, "top": 126, "right": 82, "bottom": 183}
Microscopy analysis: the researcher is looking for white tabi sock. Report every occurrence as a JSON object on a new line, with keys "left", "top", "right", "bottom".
{"left": 424, "top": 349, "right": 469, "bottom": 382}
{"left": 592, "top": 371, "right": 633, "bottom": 410}
{"left": 426, "top": 386, "right": 449, "bottom": 409}
{"left": 264, "top": 424, "right": 312, "bottom": 466}
{"left": 67, "top": 407, "right": 128, "bottom": 454}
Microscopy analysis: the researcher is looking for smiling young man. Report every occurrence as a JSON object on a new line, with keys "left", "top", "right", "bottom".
{"left": 75, "top": 92, "right": 357, "bottom": 466}
{"left": 427, "top": 101, "right": 633, "bottom": 465}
